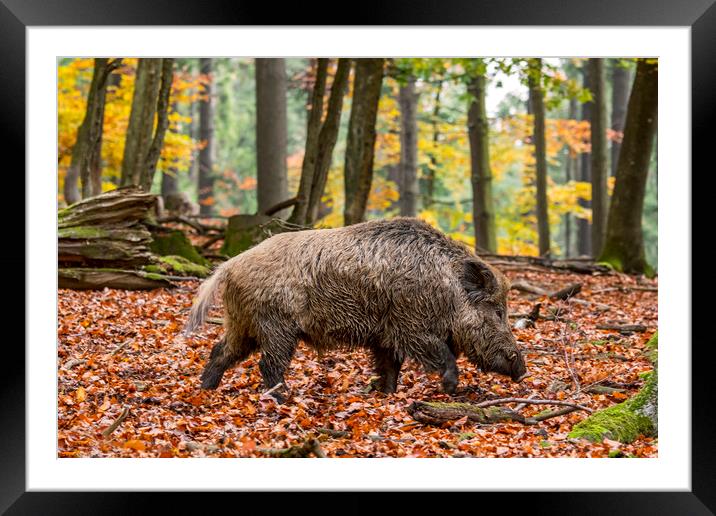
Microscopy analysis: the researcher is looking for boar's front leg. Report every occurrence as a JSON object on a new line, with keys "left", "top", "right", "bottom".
{"left": 372, "top": 347, "right": 404, "bottom": 394}
{"left": 439, "top": 345, "right": 459, "bottom": 394}
{"left": 257, "top": 327, "right": 298, "bottom": 403}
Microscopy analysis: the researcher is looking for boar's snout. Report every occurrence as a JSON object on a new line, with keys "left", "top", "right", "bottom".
{"left": 510, "top": 351, "right": 528, "bottom": 383}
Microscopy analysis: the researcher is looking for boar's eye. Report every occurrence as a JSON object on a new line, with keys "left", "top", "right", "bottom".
{"left": 495, "top": 308, "right": 504, "bottom": 320}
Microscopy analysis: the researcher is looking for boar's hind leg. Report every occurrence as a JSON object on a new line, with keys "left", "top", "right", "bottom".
{"left": 372, "top": 347, "right": 404, "bottom": 394}
{"left": 200, "top": 333, "right": 256, "bottom": 390}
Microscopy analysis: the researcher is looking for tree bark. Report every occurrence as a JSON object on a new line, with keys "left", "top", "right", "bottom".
{"left": 398, "top": 75, "right": 419, "bottom": 217}
{"left": 563, "top": 96, "right": 579, "bottom": 258}
{"left": 611, "top": 61, "right": 632, "bottom": 177}
{"left": 467, "top": 71, "right": 497, "bottom": 253}
{"left": 424, "top": 80, "right": 443, "bottom": 209}
{"left": 599, "top": 59, "right": 658, "bottom": 274}
{"left": 255, "top": 58, "right": 289, "bottom": 218}
{"left": 290, "top": 58, "right": 328, "bottom": 225}
{"left": 527, "top": 59, "right": 550, "bottom": 257}
{"left": 198, "top": 58, "right": 215, "bottom": 216}
{"left": 307, "top": 58, "right": 351, "bottom": 225}
{"left": 343, "top": 58, "right": 385, "bottom": 226}
{"left": 140, "top": 58, "right": 174, "bottom": 192}
{"left": 120, "top": 59, "right": 163, "bottom": 188}
{"left": 589, "top": 58, "right": 609, "bottom": 256}
{"left": 577, "top": 65, "right": 592, "bottom": 256}
{"left": 65, "top": 58, "right": 120, "bottom": 204}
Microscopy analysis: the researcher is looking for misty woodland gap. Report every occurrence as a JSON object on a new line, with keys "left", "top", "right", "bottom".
{"left": 58, "top": 58, "right": 658, "bottom": 458}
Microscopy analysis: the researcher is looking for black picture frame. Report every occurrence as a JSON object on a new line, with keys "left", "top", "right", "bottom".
{"left": 3, "top": 0, "right": 711, "bottom": 513}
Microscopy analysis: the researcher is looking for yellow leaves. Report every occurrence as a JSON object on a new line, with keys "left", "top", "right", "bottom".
{"left": 57, "top": 57, "right": 203, "bottom": 203}
{"left": 75, "top": 386, "right": 86, "bottom": 402}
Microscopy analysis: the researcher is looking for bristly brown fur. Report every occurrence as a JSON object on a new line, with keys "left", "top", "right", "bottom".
{"left": 186, "top": 217, "right": 526, "bottom": 398}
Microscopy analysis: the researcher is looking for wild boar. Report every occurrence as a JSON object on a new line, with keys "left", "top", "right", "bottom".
{"left": 184, "top": 217, "right": 526, "bottom": 401}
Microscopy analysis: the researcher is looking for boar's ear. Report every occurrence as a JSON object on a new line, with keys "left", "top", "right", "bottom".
{"left": 461, "top": 258, "right": 498, "bottom": 303}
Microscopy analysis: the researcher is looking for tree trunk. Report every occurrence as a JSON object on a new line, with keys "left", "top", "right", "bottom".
{"left": 120, "top": 59, "right": 163, "bottom": 187}
{"left": 288, "top": 58, "right": 352, "bottom": 226}
{"left": 65, "top": 58, "right": 120, "bottom": 204}
{"left": 563, "top": 96, "right": 579, "bottom": 258}
{"left": 467, "top": 72, "right": 497, "bottom": 253}
{"left": 198, "top": 58, "right": 215, "bottom": 216}
{"left": 577, "top": 65, "right": 592, "bottom": 256}
{"left": 599, "top": 59, "right": 658, "bottom": 275}
{"left": 140, "top": 58, "right": 174, "bottom": 192}
{"left": 343, "top": 58, "right": 385, "bottom": 226}
{"left": 589, "top": 58, "right": 608, "bottom": 256}
{"left": 255, "top": 58, "right": 289, "bottom": 218}
{"left": 424, "top": 80, "right": 443, "bottom": 209}
{"left": 290, "top": 58, "right": 328, "bottom": 225}
{"left": 527, "top": 59, "right": 550, "bottom": 257}
{"left": 611, "top": 61, "right": 632, "bottom": 177}
{"left": 307, "top": 59, "right": 351, "bottom": 225}
{"left": 399, "top": 75, "right": 419, "bottom": 217}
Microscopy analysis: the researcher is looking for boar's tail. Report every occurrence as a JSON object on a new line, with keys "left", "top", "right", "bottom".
{"left": 183, "top": 262, "right": 229, "bottom": 336}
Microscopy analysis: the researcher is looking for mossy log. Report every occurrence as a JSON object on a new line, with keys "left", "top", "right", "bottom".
{"left": 58, "top": 186, "right": 158, "bottom": 228}
{"left": 407, "top": 401, "right": 528, "bottom": 425}
{"left": 58, "top": 187, "right": 159, "bottom": 268}
{"left": 59, "top": 268, "right": 174, "bottom": 290}
{"left": 568, "top": 332, "right": 658, "bottom": 443}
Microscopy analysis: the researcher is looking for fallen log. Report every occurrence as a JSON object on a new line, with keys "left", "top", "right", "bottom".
{"left": 511, "top": 281, "right": 611, "bottom": 311}
{"left": 482, "top": 254, "right": 611, "bottom": 274}
{"left": 596, "top": 323, "right": 648, "bottom": 333}
{"left": 407, "top": 398, "right": 591, "bottom": 427}
{"left": 59, "top": 268, "right": 174, "bottom": 290}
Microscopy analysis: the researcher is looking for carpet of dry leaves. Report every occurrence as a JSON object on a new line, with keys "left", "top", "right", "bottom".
{"left": 58, "top": 267, "right": 657, "bottom": 458}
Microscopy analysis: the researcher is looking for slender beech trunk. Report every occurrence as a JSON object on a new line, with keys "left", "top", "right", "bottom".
{"left": 527, "top": 59, "right": 550, "bottom": 257}
{"left": 563, "top": 96, "right": 579, "bottom": 258}
{"left": 467, "top": 71, "right": 497, "bottom": 253}
{"left": 198, "top": 58, "right": 215, "bottom": 216}
{"left": 589, "top": 58, "right": 609, "bottom": 256}
{"left": 611, "top": 61, "right": 632, "bottom": 177}
{"left": 161, "top": 100, "right": 181, "bottom": 201}
{"left": 599, "top": 59, "right": 658, "bottom": 274}
{"left": 290, "top": 58, "right": 328, "bottom": 225}
{"left": 65, "top": 58, "right": 121, "bottom": 204}
{"left": 140, "top": 58, "right": 174, "bottom": 192}
{"left": 398, "top": 75, "right": 419, "bottom": 217}
{"left": 120, "top": 59, "right": 163, "bottom": 188}
{"left": 255, "top": 58, "right": 289, "bottom": 217}
{"left": 307, "top": 59, "right": 351, "bottom": 225}
{"left": 343, "top": 58, "right": 385, "bottom": 226}
{"left": 577, "top": 65, "right": 592, "bottom": 256}
{"left": 424, "top": 80, "right": 443, "bottom": 209}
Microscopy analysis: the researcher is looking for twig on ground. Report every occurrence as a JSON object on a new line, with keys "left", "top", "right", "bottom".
{"left": 102, "top": 406, "right": 130, "bottom": 438}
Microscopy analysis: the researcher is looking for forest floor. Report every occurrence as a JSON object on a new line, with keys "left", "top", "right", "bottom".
{"left": 58, "top": 267, "right": 657, "bottom": 458}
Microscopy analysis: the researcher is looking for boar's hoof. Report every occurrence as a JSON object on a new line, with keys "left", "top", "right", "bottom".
{"left": 200, "top": 370, "right": 223, "bottom": 390}
{"left": 441, "top": 377, "right": 458, "bottom": 394}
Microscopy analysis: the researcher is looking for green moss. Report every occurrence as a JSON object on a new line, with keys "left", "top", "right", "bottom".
{"left": 569, "top": 365, "right": 657, "bottom": 444}
{"left": 152, "top": 255, "right": 209, "bottom": 277}
{"left": 568, "top": 400, "right": 654, "bottom": 443}
{"left": 59, "top": 226, "right": 107, "bottom": 239}
{"left": 150, "top": 230, "right": 209, "bottom": 266}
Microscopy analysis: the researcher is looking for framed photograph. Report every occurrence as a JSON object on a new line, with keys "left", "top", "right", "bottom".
{"left": 4, "top": 0, "right": 712, "bottom": 512}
